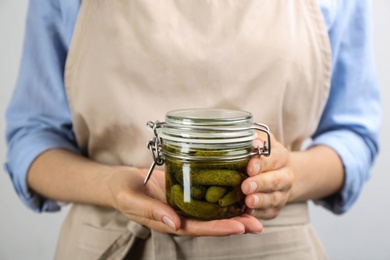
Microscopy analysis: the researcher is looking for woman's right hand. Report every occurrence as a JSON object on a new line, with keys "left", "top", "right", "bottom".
{"left": 106, "top": 167, "right": 263, "bottom": 236}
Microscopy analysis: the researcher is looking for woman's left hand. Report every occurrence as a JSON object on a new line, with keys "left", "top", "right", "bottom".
{"left": 242, "top": 133, "right": 294, "bottom": 220}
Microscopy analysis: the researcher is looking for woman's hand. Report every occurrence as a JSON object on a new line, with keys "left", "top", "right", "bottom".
{"left": 242, "top": 133, "right": 294, "bottom": 220}
{"left": 28, "top": 149, "right": 262, "bottom": 238}
{"left": 107, "top": 167, "right": 263, "bottom": 236}
{"left": 241, "top": 131, "right": 346, "bottom": 220}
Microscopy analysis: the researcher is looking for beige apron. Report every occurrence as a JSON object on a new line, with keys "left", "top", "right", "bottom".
{"left": 58, "top": 0, "right": 331, "bottom": 259}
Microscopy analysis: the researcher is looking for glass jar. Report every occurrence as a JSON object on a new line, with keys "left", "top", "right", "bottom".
{"left": 145, "top": 108, "right": 271, "bottom": 220}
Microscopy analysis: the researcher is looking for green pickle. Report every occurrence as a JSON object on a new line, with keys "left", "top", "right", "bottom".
{"left": 191, "top": 186, "right": 207, "bottom": 200}
{"left": 205, "top": 186, "right": 228, "bottom": 203}
{"left": 165, "top": 148, "right": 249, "bottom": 220}
{"left": 218, "top": 187, "right": 245, "bottom": 207}
{"left": 171, "top": 184, "right": 223, "bottom": 219}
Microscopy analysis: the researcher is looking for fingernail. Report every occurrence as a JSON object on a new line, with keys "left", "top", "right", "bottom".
{"left": 162, "top": 216, "right": 176, "bottom": 231}
{"left": 253, "top": 194, "right": 260, "bottom": 205}
{"left": 249, "top": 182, "right": 257, "bottom": 193}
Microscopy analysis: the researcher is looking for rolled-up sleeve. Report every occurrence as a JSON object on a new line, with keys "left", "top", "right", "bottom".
{"left": 4, "top": 0, "right": 81, "bottom": 212}
{"left": 312, "top": 0, "right": 382, "bottom": 213}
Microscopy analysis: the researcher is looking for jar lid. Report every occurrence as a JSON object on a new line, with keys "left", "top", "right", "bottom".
{"left": 157, "top": 108, "right": 257, "bottom": 144}
{"left": 166, "top": 108, "right": 253, "bottom": 126}
{"left": 144, "top": 109, "right": 271, "bottom": 185}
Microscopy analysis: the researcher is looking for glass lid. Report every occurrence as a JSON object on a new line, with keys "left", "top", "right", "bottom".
{"left": 158, "top": 108, "right": 257, "bottom": 143}
{"left": 165, "top": 108, "right": 253, "bottom": 126}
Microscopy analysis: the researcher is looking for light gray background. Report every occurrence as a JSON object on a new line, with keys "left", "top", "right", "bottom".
{"left": 0, "top": 1, "right": 389, "bottom": 259}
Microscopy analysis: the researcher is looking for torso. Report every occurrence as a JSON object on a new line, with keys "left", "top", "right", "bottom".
{"left": 56, "top": 1, "right": 331, "bottom": 259}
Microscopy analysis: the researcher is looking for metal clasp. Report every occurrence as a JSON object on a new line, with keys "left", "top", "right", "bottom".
{"left": 250, "top": 122, "right": 271, "bottom": 157}
{"left": 144, "top": 121, "right": 165, "bottom": 185}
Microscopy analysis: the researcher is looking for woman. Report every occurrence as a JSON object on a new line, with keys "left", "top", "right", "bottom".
{"left": 5, "top": 0, "right": 381, "bottom": 259}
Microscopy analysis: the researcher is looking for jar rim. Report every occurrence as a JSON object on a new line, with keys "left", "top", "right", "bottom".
{"left": 166, "top": 108, "right": 253, "bottom": 126}
{"left": 158, "top": 108, "right": 257, "bottom": 143}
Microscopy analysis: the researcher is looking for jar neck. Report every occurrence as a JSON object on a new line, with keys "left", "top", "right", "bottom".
{"left": 161, "top": 139, "right": 254, "bottom": 162}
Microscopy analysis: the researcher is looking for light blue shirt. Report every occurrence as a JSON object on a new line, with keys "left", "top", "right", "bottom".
{"left": 4, "top": 0, "right": 382, "bottom": 214}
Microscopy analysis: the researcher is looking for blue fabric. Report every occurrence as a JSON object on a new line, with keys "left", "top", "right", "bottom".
{"left": 313, "top": 0, "right": 382, "bottom": 213}
{"left": 4, "top": 0, "right": 81, "bottom": 212}
{"left": 4, "top": 0, "right": 382, "bottom": 213}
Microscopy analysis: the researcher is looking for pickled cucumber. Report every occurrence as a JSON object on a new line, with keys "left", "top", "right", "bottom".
{"left": 191, "top": 186, "right": 206, "bottom": 200}
{"left": 205, "top": 186, "right": 228, "bottom": 203}
{"left": 218, "top": 187, "right": 245, "bottom": 207}
{"left": 171, "top": 184, "right": 222, "bottom": 219}
{"left": 174, "top": 169, "right": 242, "bottom": 187}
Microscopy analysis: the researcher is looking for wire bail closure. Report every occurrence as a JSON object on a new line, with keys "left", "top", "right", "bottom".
{"left": 143, "top": 120, "right": 271, "bottom": 185}
{"left": 143, "top": 121, "right": 165, "bottom": 185}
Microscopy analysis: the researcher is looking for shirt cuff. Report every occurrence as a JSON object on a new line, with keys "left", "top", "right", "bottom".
{"left": 310, "top": 129, "right": 372, "bottom": 214}
{"left": 5, "top": 131, "right": 79, "bottom": 213}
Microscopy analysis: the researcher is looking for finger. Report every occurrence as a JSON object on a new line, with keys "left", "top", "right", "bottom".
{"left": 126, "top": 208, "right": 259, "bottom": 236}
{"left": 128, "top": 214, "right": 181, "bottom": 234}
{"left": 242, "top": 169, "right": 293, "bottom": 195}
{"left": 245, "top": 207, "right": 282, "bottom": 220}
{"left": 124, "top": 210, "right": 249, "bottom": 236}
{"left": 231, "top": 213, "right": 263, "bottom": 234}
{"left": 247, "top": 143, "right": 288, "bottom": 176}
{"left": 176, "top": 218, "right": 246, "bottom": 236}
{"left": 117, "top": 190, "right": 181, "bottom": 231}
{"left": 244, "top": 191, "right": 287, "bottom": 210}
